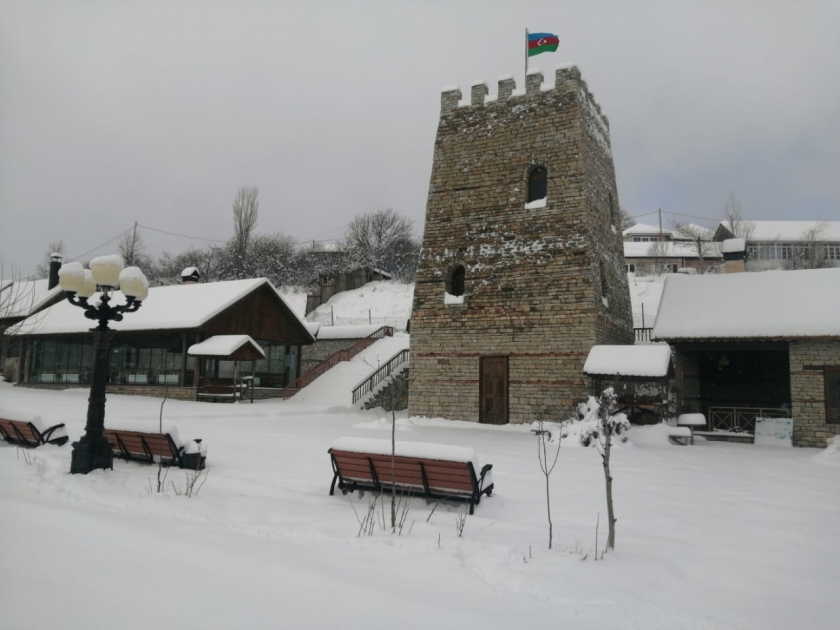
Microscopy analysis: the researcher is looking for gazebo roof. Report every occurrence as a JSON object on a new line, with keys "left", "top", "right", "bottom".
{"left": 188, "top": 335, "right": 265, "bottom": 360}
{"left": 583, "top": 345, "right": 672, "bottom": 378}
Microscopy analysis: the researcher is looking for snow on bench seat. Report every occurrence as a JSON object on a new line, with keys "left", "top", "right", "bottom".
{"left": 677, "top": 413, "right": 706, "bottom": 427}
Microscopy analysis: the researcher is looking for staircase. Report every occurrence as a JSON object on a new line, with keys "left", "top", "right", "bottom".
{"left": 352, "top": 348, "right": 410, "bottom": 407}
{"left": 281, "top": 326, "right": 394, "bottom": 399}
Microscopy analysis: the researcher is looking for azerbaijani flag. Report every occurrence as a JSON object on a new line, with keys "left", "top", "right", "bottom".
{"left": 528, "top": 32, "right": 559, "bottom": 57}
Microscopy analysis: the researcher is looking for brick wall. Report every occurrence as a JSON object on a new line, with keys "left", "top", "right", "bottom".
{"left": 409, "top": 66, "right": 633, "bottom": 424}
{"left": 789, "top": 340, "right": 840, "bottom": 447}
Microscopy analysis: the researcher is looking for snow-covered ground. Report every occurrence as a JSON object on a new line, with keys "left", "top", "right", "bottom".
{"left": 1, "top": 381, "right": 838, "bottom": 629}
{"left": 307, "top": 281, "right": 414, "bottom": 330}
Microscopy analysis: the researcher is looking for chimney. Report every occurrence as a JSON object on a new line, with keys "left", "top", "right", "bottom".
{"left": 721, "top": 238, "right": 746, "bottom": 273}
{"left": 180, "top": 267, "right": 201, "bottom": 285}
{"left": 48, "top": 253, "right": 63, "bottom": 290}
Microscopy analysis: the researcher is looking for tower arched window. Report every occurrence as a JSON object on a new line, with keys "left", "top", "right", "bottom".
{"left": 448, "top": 265, "right": 465, "bottom": 297}
{"left": 527, "top": 167, "right": 547, "bottom": 203}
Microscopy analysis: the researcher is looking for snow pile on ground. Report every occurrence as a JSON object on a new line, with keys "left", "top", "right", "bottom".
{"left": 627, "top": 274, "right": 665, "bottom": 329}
{"left": 1, "top": 380, "right": 839, "bottom": 630}
{"left": 308, "top": 281, "right": 414, "bottom": 330}
{"left": 811, "top": 434, "right": 840, "bottom": 466}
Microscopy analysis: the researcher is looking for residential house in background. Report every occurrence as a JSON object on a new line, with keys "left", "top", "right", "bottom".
{"left": 714, "top": 220, "right": 840, "bottom": 271}
{"left": 623, "top": 223, "right": 721, "bottom": 275}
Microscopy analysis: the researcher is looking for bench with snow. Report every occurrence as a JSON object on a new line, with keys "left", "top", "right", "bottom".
{"left": 103, "top": 427, "right": 207, "bottom": 470}
{"left": 0, "top": 412, "right": 68, "bottom": 448}
{"left": 669, "top": 413, "right": 707, "bottom": 445}
{"left": 328, "top": 437, "right": 494, "bottom": 515}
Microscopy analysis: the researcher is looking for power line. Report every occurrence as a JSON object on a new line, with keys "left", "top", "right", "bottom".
{"left": 138, "top": 224, "right": 228, "bottom": 244}
{"left": 67, "top": 226, "right": 135, "bottom": 262}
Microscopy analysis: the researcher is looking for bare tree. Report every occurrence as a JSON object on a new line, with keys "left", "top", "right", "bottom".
{"left": 723, "top": 193, "right": 754, "bottom": 241}
{"left": 229, "top": 187, "right": 260, "bottom": 279}
{"left": 118, "top": 224, "right": 154, "bottom": 276}
{"left": 0, "top": 262, "right": 39, "bottom": 377}
{"left": 646, "top": 240, "right": 673, "bottom": 276}
{"left": 534, "top": 421, "right": 561, "bottom": 549}
{"left": 672, "top": 222, "right": 713, "bottom": 273}
{"left": 344, "top": 209, "right": 415, "bottom": 276}
{"left": 35, "top": 241, "right": 65, "bottom": 278}
{"left": 788, "top": 221, "right": 831, "bottom": 270}
{"left": 620, "top": 207, "right": 636, "bottom": 231}
{"left": 594, "top": 388, "right": 624, "bottom": 551}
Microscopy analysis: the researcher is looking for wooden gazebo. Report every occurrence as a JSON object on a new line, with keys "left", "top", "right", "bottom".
{"left": 582, "top": 345, "right": 674, "bottom": 424}
{"left": 189, "top": 335, "right": 265, "bottom": 403}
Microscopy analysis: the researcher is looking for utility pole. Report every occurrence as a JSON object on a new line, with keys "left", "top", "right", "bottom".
{"left": 658, "top": 209, "right": 663, "bottom": 242}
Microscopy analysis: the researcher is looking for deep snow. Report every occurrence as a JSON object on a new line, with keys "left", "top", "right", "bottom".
{"left": 1, "top": 381, "right": 838, "bottom": 630}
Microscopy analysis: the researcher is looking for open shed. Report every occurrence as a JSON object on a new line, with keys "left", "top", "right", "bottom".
{"left": 583, "top": 345, "right": 673, "bottom": 424}
{"left": 652, "top": 268, "right": 840, "bottom": 446}
{"left": 188, "top": 335, "right": 265, "bottom": 402}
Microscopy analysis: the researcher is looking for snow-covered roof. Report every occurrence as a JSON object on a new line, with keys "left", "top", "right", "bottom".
{"left": 623, "top": 242, "right": 722, "bottom": 259}
{"left": 653, "top": 268, "right": 840, "bottom": 340}
{"left": 671, "top": 224, "right": 715, "bottom": 241}
{"left": 0, "top": 278, "right": 62, "bottom": 321}
{"left": 623, "top": 223, "right": 671, "bottom": 236}
{"left": 583, "top": 345, "right": 672, "bottom": 378}
{"left": 722, "top": 238, "right": 746, "bottom": 253}
{"left": 719, "top": 220, "right": 840, "bottom": 242}
{"left": 12, "top": 278, "right": 314, "bottom": 341}
{"left": 188, "top": 335, "right": 265, "bottom": 358}
{"left": 316, "top": 324, "right": 384, "bottom": 340}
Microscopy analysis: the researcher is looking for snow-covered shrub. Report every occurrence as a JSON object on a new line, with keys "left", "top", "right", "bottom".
{"left": 542, "top": 396, "right": 630, "bottom": 447}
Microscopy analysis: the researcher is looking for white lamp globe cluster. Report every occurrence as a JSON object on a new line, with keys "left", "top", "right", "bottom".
{"left": 58, "top": 255, "right": 149, "bottom": 302}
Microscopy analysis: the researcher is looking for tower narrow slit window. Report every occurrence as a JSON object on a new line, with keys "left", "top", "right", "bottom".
{"left": 449, "top": 265, "right": 465, "bottom": 297}
{"left": 527, "top": 166, "right": 547, "bottom": 203}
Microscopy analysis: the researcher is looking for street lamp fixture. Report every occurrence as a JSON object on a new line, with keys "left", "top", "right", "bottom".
{"left": 59, "top": 255, "right": 149, "bottom": 474}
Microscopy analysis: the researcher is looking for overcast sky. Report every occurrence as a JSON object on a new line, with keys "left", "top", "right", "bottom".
{"left": 2, "top": 0, "right": 839, "bottom": 275}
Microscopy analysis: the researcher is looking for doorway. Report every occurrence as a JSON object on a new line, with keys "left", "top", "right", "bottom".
{"left": 480, "top": 356, "right": 509, "bottom": 424}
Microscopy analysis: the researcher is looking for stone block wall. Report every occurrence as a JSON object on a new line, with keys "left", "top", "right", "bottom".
{"left": 3, "top": 357, "right": 20, "bottom": 381}
{"left": 409, "top": 66, "right": 633, "bottom": 424}
{"left": 789, "top": 340, "right": 840, "bottom": 447}
{"left": 300, "top": 339, "right": 359, "bottom": 373}
{"left": 15, "top": 383, "right": 198, "bottom": 400}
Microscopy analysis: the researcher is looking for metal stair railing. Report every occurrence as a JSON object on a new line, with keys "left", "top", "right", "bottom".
{"left": 281, "top": 326, "right": 394, "bottom": 399}
{"left": 352, "top": 348, "right": 410, "bottom": 405}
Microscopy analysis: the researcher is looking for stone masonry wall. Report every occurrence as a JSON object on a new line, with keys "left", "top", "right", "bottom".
{"left": 300, "top": 339, "right": 359, "bottom": 373}
{"left": 409, "top": 66, "right": 633, "bottom": 424}
{"left": 16, "top": 383, "right": 198, "bottom": 401}
{"left": 789, "top": 340, "right": 840, "bottom": 447}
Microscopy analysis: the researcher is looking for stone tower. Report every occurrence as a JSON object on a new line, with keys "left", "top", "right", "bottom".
{"left": 409, "top": 65, "right": 633, "bottom": 424}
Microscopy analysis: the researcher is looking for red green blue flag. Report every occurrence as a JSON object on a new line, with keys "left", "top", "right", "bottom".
{"left": 528, "top": 32, "right": 559, "bottom": 57}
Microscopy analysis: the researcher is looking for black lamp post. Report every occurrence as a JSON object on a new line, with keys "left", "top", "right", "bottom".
{"left": 58, "top": 257, "right": 149, "bottom": 474}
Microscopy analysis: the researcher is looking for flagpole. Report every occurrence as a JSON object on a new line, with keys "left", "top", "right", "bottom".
{"left": 525, "top": 28, "right": 528, "bottom": 79}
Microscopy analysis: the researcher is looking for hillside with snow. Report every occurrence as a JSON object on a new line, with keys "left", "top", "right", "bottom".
{"left": 307, "top": 281, "right": 414, "bottom": 330}
{"left": 628, "top": 274, "right": 666, "bottom": 329}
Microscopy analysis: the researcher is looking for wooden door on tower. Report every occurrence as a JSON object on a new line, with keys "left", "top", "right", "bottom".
{"left": 480, "top": 356, "right": 509, "bottom": 424}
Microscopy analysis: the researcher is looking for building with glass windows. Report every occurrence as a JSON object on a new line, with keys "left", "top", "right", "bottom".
{"left": 10, "top": 278, "right": 315, "bottom": 400}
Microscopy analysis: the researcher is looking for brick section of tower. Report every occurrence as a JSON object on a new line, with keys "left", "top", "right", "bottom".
{"left": 409, "top": 66, "right": 633, "bottom": 423}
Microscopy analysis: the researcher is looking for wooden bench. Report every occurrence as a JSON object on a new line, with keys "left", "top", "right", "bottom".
{"left": 668, "top": 426, "right": 693, "bottom": 446}
{"left": 102, "top": 429, "right": 206, "bottom": 470}
{"left": 0, "top": 416, "right": 68, "bottom": 448}
{"left": 328, "top": 437, "right": 494, "bottom": 515}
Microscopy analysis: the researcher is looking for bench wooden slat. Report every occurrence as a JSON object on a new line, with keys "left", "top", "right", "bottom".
{"left": 328, "top": 445, "right": 493, "bottom": 514}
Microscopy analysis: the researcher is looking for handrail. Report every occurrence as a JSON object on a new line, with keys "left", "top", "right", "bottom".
{"left": 352, "top": 348, "right": 410, "bottom": 405}
{"left": 282, "top": 326, "right": 394, "bottom": 399}
{"left": 634, "top": 327, "right": 653, "bottom": 343}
